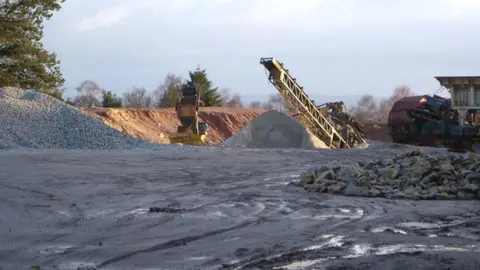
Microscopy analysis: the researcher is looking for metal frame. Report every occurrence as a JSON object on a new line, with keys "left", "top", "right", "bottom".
{"left": 260, "top": 57, "right": 351, "bottom": 148}
{"left": 435, "top": 76, "right": 480, "bottom": 125}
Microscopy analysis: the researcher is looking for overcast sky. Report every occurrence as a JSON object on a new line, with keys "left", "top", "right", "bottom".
{"left": 42, "top": 0, "right": 480, "bottom": 103}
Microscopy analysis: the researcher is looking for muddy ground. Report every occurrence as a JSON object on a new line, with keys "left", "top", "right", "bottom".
{"left": 0, "top": 144, "right": 479, "bottom": 270}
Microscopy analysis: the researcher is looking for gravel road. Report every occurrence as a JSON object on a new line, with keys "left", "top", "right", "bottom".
{"left": 0, "top": 145, "right": 479, "bottom": 270}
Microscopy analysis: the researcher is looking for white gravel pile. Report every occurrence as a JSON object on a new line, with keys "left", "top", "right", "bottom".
{"left": 0, "top": 87, "right": 204, "bottom": 151}
{"left": 223, "top": 110, "right": 328, "bottom": 149}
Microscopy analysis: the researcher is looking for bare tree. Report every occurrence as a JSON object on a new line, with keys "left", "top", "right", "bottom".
{"left": 377, "top": 85, "right": 415, "bottom": 121}
{"left": 377, "top": 100, "right": 391, "bottom": 122}
{"left": 249, "top": 101, "right": 262, "bottom": 109}
{"left": 218, "top": 88, "right": 245, "bottom": 108}
{"left": 391, "top": 85, "right": 415, "bottom": 100}
{"left": 73, "top": 80, "right": 102, "bottom": 107}
{"left": 225, "top": 93, "right": 244, "bottom": 108}
{"left": 263, "top": 93, "right": 294, "bottom": 112}
{"left": 154, "top": 73, "right": 184, "bottom": 108}
{"left": 262, "top": 101, "right": 273, "bottom": 110}
{"left": 219, "top": 88, "right": 231, "bottom": 104}
{"left": 351, "top": 94, "right": 378, "bottom": 122}
{"left": 122, "top": 87, "right": 154, "bottom": 108}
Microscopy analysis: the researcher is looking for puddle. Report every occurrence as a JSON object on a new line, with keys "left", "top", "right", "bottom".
{"left": 371, "top": 226, "right": 408, "bottom": 235}
{"left": 230, "top": 236, "right": 344, "bottom": 270}
{"left": 185, "top": 256, "right": 212, "bottom": 261}
{"left": 398, "top": 220, "right": 465, "bottom": 229}
{"left": 312, "top": 208, "right": 363, "bottom": 220}
{"left": 128, "top": 208, "right": 149, "bottom": 215}
{"left": 289, "top": 208, "right": 364, "bottom": 221}
{"left": 83, "top": 209, "right": 118, "bottom": 219}
{"left": 275, "top": 242, "right": 480, "bottom": 269}
{"left": 222, "top": 237, "right": 241, "bottom": 242}
{"left": 396, "top": 219, "right": 480, "bottom": 240}
{"left": 303, "top": 235, "right": 345, "bottom": 251}
{"left": 154, "top": 211, "right": 227, "bottom": 219}
{"left": 343, "top": 244, "right": 371, "bottom": 258}
{"left": 335, "top": 243, "right": 479, "bottom": 261}
{"left": 39, "top": 244, "right": 75, "bottom": 254}
{"left": 280, "top": 257, "right": 334, "bottom": 270}
{"left": 373, "top": 243, "right": 480, "bottom": 255}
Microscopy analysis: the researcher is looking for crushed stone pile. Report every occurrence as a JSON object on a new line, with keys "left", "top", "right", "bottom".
{"left": 300, "top": 149, "right": 480, "bottom": 200}
{"left": 0, "top": 87, "right": 189, "bottom": 150}
{"left": 223, "top": 110, "right": 328, "bottom": 149}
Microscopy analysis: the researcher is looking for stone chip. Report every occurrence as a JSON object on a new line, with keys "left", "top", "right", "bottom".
{"left": 300, "top": 149, "right": 480, "bottom": 200}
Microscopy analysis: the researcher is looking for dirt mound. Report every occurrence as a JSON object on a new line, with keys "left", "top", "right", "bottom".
{"left": 362, "top": 123, "right": 391, "bottom": 142}
{"left": 223, "top": 110, "right": 328, "bottom": 149}
{"left": 86, "top": 107, "right": 265, "bottom": 145}
{"left": 85, "top": 107, "right": 391, "bottom": 147}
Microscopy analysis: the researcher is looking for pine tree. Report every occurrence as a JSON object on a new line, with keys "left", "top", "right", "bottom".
{"left": 102, "top": 90, "right": 122, "bottom": 108}
{"left": 0, "top": 0, "right": 65, "bottom": 97}
{"left": 187, "top": 67, "right": 223, "bottom": 107}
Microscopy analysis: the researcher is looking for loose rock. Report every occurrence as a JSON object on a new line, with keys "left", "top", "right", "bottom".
{"left": 300, "top": 149, "right": 480, "bottom": 200}
{"left": 0, "top": 87, "right": 208, "bottom": 153}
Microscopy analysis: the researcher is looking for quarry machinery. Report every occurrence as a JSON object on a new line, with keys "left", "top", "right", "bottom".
{"left": 168, "top": 82, "right": 208, "bottom": 145}
{"left": 260, "top": 57, "right": 367, "bottom": 148}
{"left": 387, "top": 76, "right": 480, "bottom": 152}
{"left": 316, "top": 101, "right": 367, "bottom": 147}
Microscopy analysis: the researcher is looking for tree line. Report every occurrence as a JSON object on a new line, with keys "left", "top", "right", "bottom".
{"left": 68, "top": 68, "right": 293, "bottom": 110}
{"left": 348, "top": 85, "right": 415, "bottom": 123}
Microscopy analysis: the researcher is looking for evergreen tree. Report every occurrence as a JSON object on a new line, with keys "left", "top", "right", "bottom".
{"left": 0, "top": 0, "right": 65, "bottom": 97}
{"left": 102, "top": 89, "right": 122, "bottom": 108}
{"left": 187, "top": 67, "right": 223, "bottom": 107}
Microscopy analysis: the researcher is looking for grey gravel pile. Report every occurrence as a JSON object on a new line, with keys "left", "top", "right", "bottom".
{"left": 223, "top": 110, "right": 328, "bottom": 149}
{"left": 300, "top": 149, "right": 480, "bottom": 200}
{"left": 0, "top": 87, "right": 204, "bottom": 151}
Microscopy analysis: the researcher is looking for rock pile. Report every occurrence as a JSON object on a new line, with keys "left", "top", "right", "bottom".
{"left": 0, "top": 87, "right": 205, "bottom": 152}
{"left": 223, "top": 110, "right": 328, "bottom": 149}
{"left": 300, "top": 149, "right": 480, "bottom": 200}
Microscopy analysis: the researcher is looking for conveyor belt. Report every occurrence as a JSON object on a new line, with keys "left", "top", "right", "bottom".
{"left": 260, "top": 57, "right": 351, "bottom": 148}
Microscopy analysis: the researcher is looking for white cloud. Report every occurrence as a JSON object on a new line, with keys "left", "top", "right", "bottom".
{"left": 76, "top": 0, "right": 330, "bottom": 31}
{"left": 76, "top": 0, "right": 205, "bottom": 31}
{"left": 248, "top": 0, "right": 326, "bottom": 23}
{"left": 77, "top": 5, "right": 130, "bottom": 31}
{"left": 76, "top": 0, "right": 480, "bottom": 32}
{"left": 441, "top": 0, "right": 480, "bottom": 15}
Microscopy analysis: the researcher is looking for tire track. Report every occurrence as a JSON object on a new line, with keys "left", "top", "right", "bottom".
{"left": 215, "top": 197, "right": 383, "bottom": 269}
{"left": 96, "top": 217, "right": 267, "bottom": 268}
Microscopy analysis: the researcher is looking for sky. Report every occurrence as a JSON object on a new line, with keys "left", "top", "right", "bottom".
{"left": 42, "top": 0, "right": 480, "bottom": 105}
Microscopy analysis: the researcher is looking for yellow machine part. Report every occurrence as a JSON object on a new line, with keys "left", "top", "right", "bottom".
{"left": 179, "top": 105, "right": 196, "bottom": 117}
{"left": 168, "top": 132, "right": 207, "bottom": 146}
{"left": 319, "top": 108, "right": 329, "bottom": 117}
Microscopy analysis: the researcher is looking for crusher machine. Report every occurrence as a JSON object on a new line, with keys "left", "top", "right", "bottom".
{"left": 259, "top": 57, "right": 367, "bottom": 148}
{"left": 387, "top": 76, "right": 480, "bottom": 152}
{"left": 168, "top": 82, "right": 208, "bottom": 145}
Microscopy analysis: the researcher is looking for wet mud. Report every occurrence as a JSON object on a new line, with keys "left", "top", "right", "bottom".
{"left": 0, "top": 145, "right": 478, "bottom": 269}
